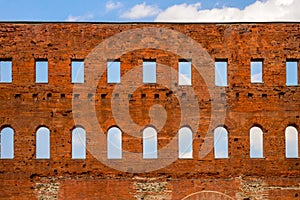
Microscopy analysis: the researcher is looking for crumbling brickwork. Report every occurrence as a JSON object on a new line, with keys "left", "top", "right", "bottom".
{"left": 0, "top": 22, "right": 300, "bottom": 199}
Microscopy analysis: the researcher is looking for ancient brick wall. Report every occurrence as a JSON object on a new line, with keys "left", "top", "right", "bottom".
{"left": 0, "top": 22, "right": 300, "bottom": 199}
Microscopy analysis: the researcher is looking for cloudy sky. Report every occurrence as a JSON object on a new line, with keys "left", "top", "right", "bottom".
{"left": 0, "top": 0, "right": 299, "bottom": 22}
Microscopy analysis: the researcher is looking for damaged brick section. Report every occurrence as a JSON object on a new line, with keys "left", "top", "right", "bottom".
{"left": 236, "top": 177, "right": 268, "bottom": 200}
{"left": 133, "top": 177, "right": 171, "bottom": 200}
{"left": 34, "top": 177, "right": 59, "bottom": 200}
{"left": 236, "top": 177, "right": 300, "bottom": 200}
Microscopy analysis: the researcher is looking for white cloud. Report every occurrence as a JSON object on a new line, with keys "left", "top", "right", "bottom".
{"left": 155, "top": 0, "right": 300, "bottom": 22}
{"left": 106, "top": 0, "right": 122, "bottom": 11}
{"left": 251, "top": 72, "right": 262, "bottom": 82}
{"left": 155, "top": 3, "right": 202, "bottom": 22}
{"left": 121, "top": 2, "right": 161, "bottom": 19}
{"left": 179, "top": 151, "right": 193, "bottom": 158}
{"left": 285, "top": 126, "right": 298, "bottom": 157}
{"left": 275, "top": 0, "right": 294, "bottom": 6}
{"left": 179, "top": 73, "right": 191, "bottom": 85}
{"left": 66, "top": 14, "right": 93, "bottom": 22}
{"left": 250, "top": 127, "right": 263, "bottom": 158}
{"left": 215, "top": 151, "right": 227, "bottom": 158}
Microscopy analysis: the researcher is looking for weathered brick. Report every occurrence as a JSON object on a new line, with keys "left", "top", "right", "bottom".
{"left": 0, "top": 22, "right": 299, "bottom": 199}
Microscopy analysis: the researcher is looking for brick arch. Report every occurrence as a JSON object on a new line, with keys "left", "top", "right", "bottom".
{"left": 179, "top": 125, "right": 194, "bottom": 135}
{"left": 141, "top": 125, "right": 159, "bottom": 137}
{"left": 214, "top": 124, "right": 229, "bottom": 132}
{"left": 249, "top": 123, "right": 264, "bottom": 132}
{"left": 35, "top": 125, "right": 50, "bottom": 132}
{"left": 0, "top": 124, "right": 15, "bottom": 132}
{"left": 107, "top": 125, "right": 122, "bottom": 133}
{"left": 181, "top": 191, "right": 234, "bottom": 200}
{"left": 286, "top": 123, "right": 299, "bottom": 130}
{"left": 70, "top": 125, "right": 85, "bottom": 131}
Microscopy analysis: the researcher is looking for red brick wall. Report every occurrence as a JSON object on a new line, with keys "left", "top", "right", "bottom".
{"left": 0, "top": 22, "right": 300, "bottom": 199}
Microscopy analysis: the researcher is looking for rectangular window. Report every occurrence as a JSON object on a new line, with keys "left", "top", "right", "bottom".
{"left": 107, "top": 60, "right": 120, "bottom": 83}
{"left": 35, "top": 60, "right": 48, "bottom": 83}
{"left": 0, "top": 60, "right": 12, "bottom": 83}
{"left": 71, "top": 60, "right": 84, "bottom": 83}
{"left": 251, "top": 60, "right": 263, "bottom": 83}
{"left": 286, "top": 61, "right": 298, "bottom": 86}
{"left": 215, "top": 60, "right": 227, "bottom": 86}
{"left": 143, "top": 60, "right": 156, "bottom": 83}
{"left": 178, "top": 60, "right": 192, "bottom": 85}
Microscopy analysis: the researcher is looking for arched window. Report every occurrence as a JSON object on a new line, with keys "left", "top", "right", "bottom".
{"left": 72, "top": 127, "right": 86, "bottom": 159}
{"left": 250, "top": 126, "right": 263, "bottom": 158}
{"left": 0, "top": 127, "right": 14, "bottom": 159}
{"left": 36, "top": 127, "right": 50, "bottom": 159}
{"left": 178, "top": 127, "right": 193, "bottom": 159}
{"left": 285, "top": 126, "right": 298, "bottom": 158}
{"left": 143, "top": 127, "right": 157, "bottom": 159}
{"left": 214, "top": 127, "right": 228, "bottom": 158}
{"left": 107, "top": 127, "right": 122, "bottom": 159}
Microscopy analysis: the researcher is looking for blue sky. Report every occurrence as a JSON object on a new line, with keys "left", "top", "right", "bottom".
{"left": 0, "top": 0, "right": 299, "bottom": 22}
